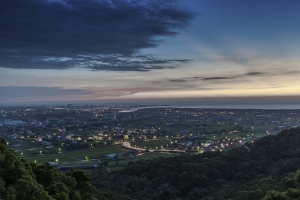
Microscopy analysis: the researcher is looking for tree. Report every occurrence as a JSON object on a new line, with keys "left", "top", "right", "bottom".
{"left": 0, "top": 137, "right": 98, "bottom": 200}
{"left": 263, "top": 170, "right": 300, "bottom": 200}
{"left": 66, "top": 169, "right": 97, "bottom": 199}
{"left": 0, "top": 138, "right": 52, "bottom": 200}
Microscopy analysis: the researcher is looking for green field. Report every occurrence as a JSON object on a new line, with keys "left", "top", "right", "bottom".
{"left": 10, "top": 137, "right": 182, "bottom": 171}
{"left": 10, "top": 138, "right": 128, "bottom": 164}
{"left": 24, "top": 153, "right": 77, "bottom": 164}
{"left": 65, "top": 145, "right": 129, "bottom": 160}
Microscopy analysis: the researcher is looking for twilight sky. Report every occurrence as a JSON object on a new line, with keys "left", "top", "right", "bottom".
{"left": 1, "top": 0, "right": 300, "bottom": 106}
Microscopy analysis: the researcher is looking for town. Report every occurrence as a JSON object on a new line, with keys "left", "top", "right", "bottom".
{"left": 1, "top": 105, "right": 300, "bottom": 171}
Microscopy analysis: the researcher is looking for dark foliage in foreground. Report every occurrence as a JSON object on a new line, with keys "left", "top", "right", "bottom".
{"left": 0, "top": 137, "right": 101, "bottom": 200}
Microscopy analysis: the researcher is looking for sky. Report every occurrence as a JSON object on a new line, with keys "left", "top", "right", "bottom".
{"left": 1, "top": 0, "right": 300, "bottom": 106}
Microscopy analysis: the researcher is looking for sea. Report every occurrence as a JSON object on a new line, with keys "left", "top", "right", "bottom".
{"left": 120, "top": 104, "right": 300, "bottom": 112}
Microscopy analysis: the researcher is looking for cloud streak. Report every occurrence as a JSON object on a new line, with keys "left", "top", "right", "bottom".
{"left": 0, "top": 0, "right": 195, "bottom": 71}
{"left": 167, "top": 71, "right": 265, "bottom": 83}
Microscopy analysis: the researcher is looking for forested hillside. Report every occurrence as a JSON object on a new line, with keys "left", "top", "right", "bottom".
{"left": 2, "top": 128, "right": 300, "bottom": 199}
{"left": 0, "top": 137, "right": 101, "bottom": 200}
{"left": 93, "top": 128, "right": 300, "bottom": 200}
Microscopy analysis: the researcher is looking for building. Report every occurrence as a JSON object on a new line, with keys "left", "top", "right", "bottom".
{"left": 104, "top": 113, "right": 116, "bottom": 120}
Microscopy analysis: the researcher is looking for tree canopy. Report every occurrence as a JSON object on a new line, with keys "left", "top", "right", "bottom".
{"left": 0, "top": 137, "right": 97, "bottom": 200}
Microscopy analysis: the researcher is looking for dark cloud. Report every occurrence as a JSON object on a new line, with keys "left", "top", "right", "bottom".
{"left": 175, "top": 71, "right": 266, "bottom": 82}
{"left": 203, "top": 77, "right": 231, "bottom": 81}
{"left": 170, "top": 79, "right": 187, "bottom": 82}
{"left": 202, "top": 71, "right": 265, "bottom": 81}
{"left": 89, "top": 64, "right": 174, "bottom": 72}
{"left": 0, "top": 0, "right": 195, "bottom": 71}
{"left": 244, "top": 71, "right": 263, "bottom": 76}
